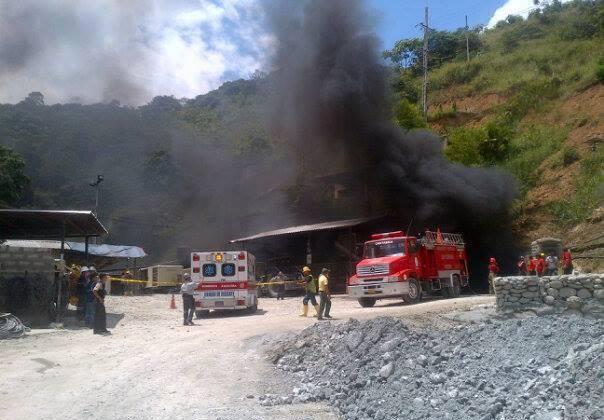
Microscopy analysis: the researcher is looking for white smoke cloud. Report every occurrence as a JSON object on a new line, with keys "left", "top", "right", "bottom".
{"left": 487, "top": 0, "right": 572, "bottom": 28}
{"left": 0, "top": 0, "right": 271, "bottom": 105}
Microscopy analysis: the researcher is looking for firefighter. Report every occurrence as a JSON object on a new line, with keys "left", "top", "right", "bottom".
{"left": 528, "top": 256, "right": 537, "bottom": 276}
{"left": 488, "top": 257, "right": 499, "bottom": 294}
{"left": 317, "top": 268, "right": 332, "bottom": 320}
{"left": 536, "top": 253, "right": 545, "bottom": 277}
{"left": 517, "top": 256, "right": 527, "bottom": 276}
{"left": 299, "top": 266, "right": 319, "bottom": 317}
{"left": 562, "top": 248, "right": 573, "bottom": 274}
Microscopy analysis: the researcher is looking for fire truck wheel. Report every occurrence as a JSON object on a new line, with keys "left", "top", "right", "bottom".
{"left": 195, "top": 310, "right": 209, "bottom": 319}
{"left": 358, "top": 297, "right": 376, "bottom": 308}
{"left": 402, "top": 279, "right": 421, "bottom": 304}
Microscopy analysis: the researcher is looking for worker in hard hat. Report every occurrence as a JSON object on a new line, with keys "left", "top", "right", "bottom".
{"left": 562, "top": 248, "right": 573, "bottom": 274}
{"left": 68, "top": 264, "right": 81, "bottom": 306}
{"left": 528, "top": 256, "right": 537, "bottom": 276}
{"left": 180, "top": 273, "right": 199, "bottom": 326}
{"left": 299, "top": 266, "right": 319, "bottom": 317}
{"left": 517, "top": 256, "right": 527, "bottom": 276}
{"left": 487, "top": 257, "right": 499, "bottom": 294}
{"left": 536, "top": 254, "right": 545, "bottom": 277}
{"left": 317, "top": 268, "right": 332, "bottom": 320}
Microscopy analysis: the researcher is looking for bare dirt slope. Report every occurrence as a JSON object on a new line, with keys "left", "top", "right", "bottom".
{"left": 0, "top": 294, "right": 493, "bottom": 420}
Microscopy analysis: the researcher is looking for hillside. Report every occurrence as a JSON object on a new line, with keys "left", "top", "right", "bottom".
{"left": 387, "top": 0, "right": 604, "bottom": 270}
{"left": 0, "top": 0, "right": 602, "bottom": 270}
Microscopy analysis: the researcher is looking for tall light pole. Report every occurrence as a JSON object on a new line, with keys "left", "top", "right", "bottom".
{"left": 90, "top": 174, "right": 104, "bottom": 217}
{"left": 90, "top": 175, "right": 104, "bottom": 245}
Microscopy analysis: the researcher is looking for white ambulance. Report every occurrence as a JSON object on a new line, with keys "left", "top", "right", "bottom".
{"left": 191, "top": 251, "right": 258, "bottom": 317}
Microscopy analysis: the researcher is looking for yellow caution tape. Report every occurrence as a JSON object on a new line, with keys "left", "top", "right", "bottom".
{"left": 108, "top": 277, "right": 305, "bottom": 288}
{"left": 256, "top": 280, "right": 304, "bottom": 287}
{"left": 108, "top": 276, "right": 180, "bottom": 286}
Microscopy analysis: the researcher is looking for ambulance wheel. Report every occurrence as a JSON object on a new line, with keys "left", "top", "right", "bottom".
{"left": 402, "top": 279, "right": 421, "bottom": 304}
{"left": 195, "top": 310, "right": 209, "bottom": 319}
{"left": 358, "top": 297, "right": 376, "bottom": 308}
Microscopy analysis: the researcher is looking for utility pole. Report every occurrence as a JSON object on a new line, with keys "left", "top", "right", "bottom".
{"left": 465, "top": 15, "right": 470, "bottom": 63}
{"left": 422, "top": 6, "right": 429, "bottom": 119}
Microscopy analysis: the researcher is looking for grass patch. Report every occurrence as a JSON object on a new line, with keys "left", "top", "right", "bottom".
{"left": 503, "top": 125, "right": 568, "bottom": 196}
{"left": 548, "top": 147, "right": 604, "bottom": 225}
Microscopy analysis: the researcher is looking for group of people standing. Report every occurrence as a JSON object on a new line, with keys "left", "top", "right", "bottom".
{"left": 516, "top": 248, "right": 573, "bottom": 277}
{"left": 73, "top": 265, "right": 110, "bottom": 335}
{"left": 488, "top": 249, "right": 574, "bottom": 294}
{"left": 299, "top": 266, "right": 332, "bottom": 320}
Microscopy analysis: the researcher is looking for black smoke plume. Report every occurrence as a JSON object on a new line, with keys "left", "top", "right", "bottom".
{"left": 267, "top": 0, "right": 517, "bottom": 286}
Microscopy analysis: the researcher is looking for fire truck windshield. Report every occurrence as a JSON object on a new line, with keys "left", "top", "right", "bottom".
{"left": 364, "top": 239, "right": 405, "bottom": 258}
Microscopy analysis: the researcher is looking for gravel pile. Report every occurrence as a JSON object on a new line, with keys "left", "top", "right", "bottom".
{"left": 266, "top": 315, "right": 603, "bottom": 419}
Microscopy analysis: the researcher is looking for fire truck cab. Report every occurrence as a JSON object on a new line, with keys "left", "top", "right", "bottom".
{"left": 348, "top": 230, "right": 469, "bottom": 307}
{"left": 190, "top": 251, "right": 258, "bottom": 317}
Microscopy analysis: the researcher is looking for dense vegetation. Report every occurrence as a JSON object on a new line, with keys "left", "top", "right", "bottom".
{"left": 385, "top": 0, "right": 604, "bottom": 228}
{"left": 0, "top": 81, "right": 273, "bottom": 257}
{"left": 0, "top": 0, "right": 602, "bottom": 258}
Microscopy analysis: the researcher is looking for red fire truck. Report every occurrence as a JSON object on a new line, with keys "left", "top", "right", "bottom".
{"left": 347, "top": 230, "right": 469, "bottom": 307}
{"left": 190, "top": 251, "right": 258, "bottom": 317}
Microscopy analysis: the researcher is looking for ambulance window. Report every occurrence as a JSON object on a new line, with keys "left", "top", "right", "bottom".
{"left": 221, "top": 263, "right": 236, "bottom": 277}
{"left": 202, "top": 264, "right": 217, "bottom": 277}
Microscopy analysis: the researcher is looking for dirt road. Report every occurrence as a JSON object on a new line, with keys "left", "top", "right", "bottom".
{"left": 0, "top": 294, "right": 493, "bottom": 420}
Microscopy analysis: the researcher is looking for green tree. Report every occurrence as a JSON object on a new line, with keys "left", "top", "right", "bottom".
{"left": 393, "top": 99, "right": 425, "bottom": 129}
{"left": 384, "top": 26, "right": 484, "bottom": 74}
{"left": 0, "top": 145, "right": 30, "bottom": 207}
{"left": 445, "top": 127, "right": 484, "bottom": 166}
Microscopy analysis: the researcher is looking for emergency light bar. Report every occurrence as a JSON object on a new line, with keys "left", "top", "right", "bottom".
{"left": 370, "top": 231, "right": 405, "bottom": 240}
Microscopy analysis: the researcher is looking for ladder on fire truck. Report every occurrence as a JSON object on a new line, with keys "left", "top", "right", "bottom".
{"left": 423, "top": 230, "right": 465, "bottom": 247}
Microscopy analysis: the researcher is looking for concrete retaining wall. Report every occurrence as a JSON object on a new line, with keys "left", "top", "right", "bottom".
{"left": 493, "top": 274, "right": 604, "bottom": 317}
{"left": 0, "top": 246, "right": 55, "bottom": 325}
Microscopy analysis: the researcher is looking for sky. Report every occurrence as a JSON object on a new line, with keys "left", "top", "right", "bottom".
{"left": 368, "top": 0, "right": 548, "bottom": 50}
{"left": 0, "top": 0, "right": 566, "bottom": 105}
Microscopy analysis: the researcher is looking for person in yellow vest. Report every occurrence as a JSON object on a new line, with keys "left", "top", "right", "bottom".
{"left": 317, "top": 268, "right": 332, "bottom": 320}
{"left": 299, "top": 266, "right": 320, "bottom": 317}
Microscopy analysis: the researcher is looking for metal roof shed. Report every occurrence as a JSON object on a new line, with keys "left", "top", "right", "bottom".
{"left": 0, "top": 209, "right": 108, "bottom": 322}
{"left": 0, "top": 209, "right": 106, "bottom": 239}
{"left": 229, "top": 217, "right": 377, "bottom": 243}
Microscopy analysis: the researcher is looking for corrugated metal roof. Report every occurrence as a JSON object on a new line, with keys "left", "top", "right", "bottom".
{"left": 1, "top": 240, "right": 146, "bottom": 258}
{"left": 230, "top": 217, "right": 377, "bottom": 243}
{"left": 0, "top": 209, "right": 107, "bottom": 239}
